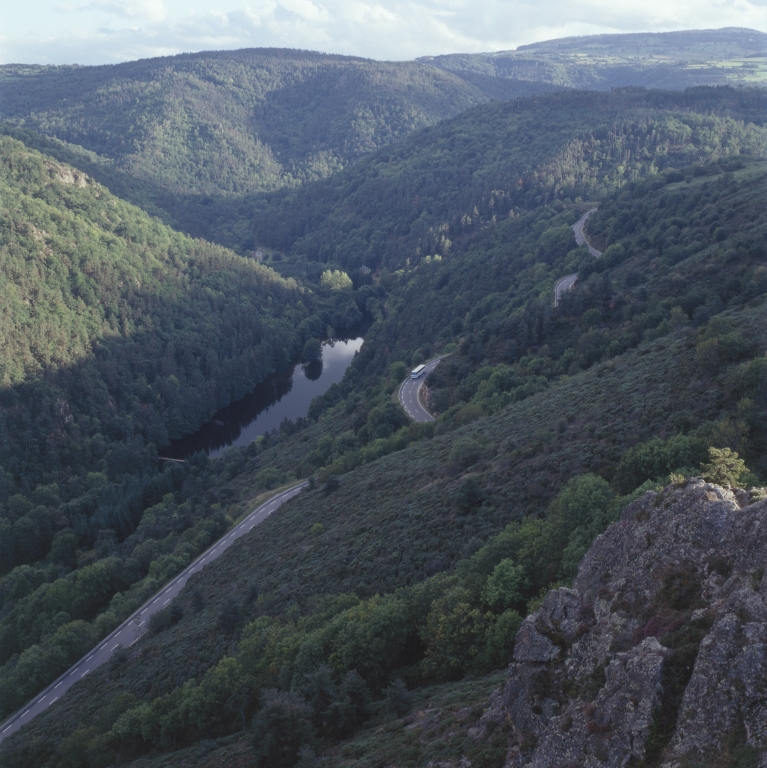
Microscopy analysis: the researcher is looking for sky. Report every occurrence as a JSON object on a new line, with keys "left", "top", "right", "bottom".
{"left": 1, "top": 0, "right": 766, "bottom": 66}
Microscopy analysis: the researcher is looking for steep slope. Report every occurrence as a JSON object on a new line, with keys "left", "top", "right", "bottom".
{"left": 253, "top": 87, "right": 766, "bottom": 272}
{"left": 1, "top": 84, "right": 766, "bottom": 766}
{"left": 2, "top": 214, "right": 765, "bottom": 764}
{"left": 0, "top": 134, "right": 364, "bottom": 713}
{"left": 0, "top": 50, "right": 552, "bottom": 243}
{"left": 426, "top": 27, "right": 767, "bottom": 91}
{"left": 473, "top": 478, "right": 767, "bottom": 766}
{"left": 0, "top": 133, "right": 357, "bottom": 480}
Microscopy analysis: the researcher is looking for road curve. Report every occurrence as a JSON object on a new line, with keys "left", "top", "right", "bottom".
{"left": 399, "top": 358, "right": 441, "bottom": 422}
{"left": 554, "top": 208, "right": 602, "bottom": 307}
{"left": 0, "top": 481, "right": 307, "bottom": 745}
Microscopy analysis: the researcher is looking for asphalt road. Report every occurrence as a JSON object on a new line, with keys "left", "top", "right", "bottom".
{"left": 0, "top": 481, "right": 307, "bottom": 745}
{"left": 554, "top": 273, "right": 579, "bottom": 306}
{"left": 554, "top": 208, "right": 602, "bottom": 307}
{"left": 399, "top": 358, "right": 441, "bottom": 422}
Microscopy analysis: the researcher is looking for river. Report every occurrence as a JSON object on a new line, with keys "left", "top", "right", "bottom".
{"left": 163, "top": 337, "right": 364, "bottom": 459}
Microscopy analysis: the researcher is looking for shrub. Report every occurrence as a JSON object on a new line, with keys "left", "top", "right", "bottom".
{"left": 252, "top": 690, "right": 315, "bottom": 768}
{"left": 616, "top": 435, "right": 708, "bottom": 494}
{"left": 700, "top": 447, "right": 749, "bottom": 488}
{"left": 449, "top": 438, "right": 482, "bottom": 468}
{"left": 217, "top": 597, "right": 244, "bottom": 632}
{"left": 384, "top": 678, "right": 413, "bottom": 717}
{"left": 147, "top": 603, "right": 183, "bottom": 636}
{"left": 482, "top": 559, "right": 527, "bottom": 612}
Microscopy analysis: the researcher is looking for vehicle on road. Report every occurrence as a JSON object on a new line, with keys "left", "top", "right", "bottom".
{"left": 410, "top": 364, "right": 426, "bottom": 379}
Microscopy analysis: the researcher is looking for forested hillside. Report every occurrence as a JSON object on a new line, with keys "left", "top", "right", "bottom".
{"left": 1, "top": 40, "right": 766, "bottom": 766}
{"left": 253, "top": 87, "right": 766, "bottom": 272}
{"left": 0, "top": 134, "right": 366, "bottom": 717}
{"left": 0, "top": 51, "right": 552, "bottom": 246}
{"left": 2, "top": 34, "right": 764, "bottom": 253}
{"left": 3, "top": 133, "right": 765, "bottom": 765}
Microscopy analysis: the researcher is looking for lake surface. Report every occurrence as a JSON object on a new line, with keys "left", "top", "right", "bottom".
{"left": 163, "top": 337, "right": 363, "bottom": 459}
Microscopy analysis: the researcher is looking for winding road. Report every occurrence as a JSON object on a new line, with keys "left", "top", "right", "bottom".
{"left": 399, "top": 358, "right": 441, "bottom": 422}
{"left": 554, "top": 208, "right": 601, "bottom": 307}
{"left": 0, "top": 482, "right": 307, "bottom": 745}
{"left": 3, "top": 208, "right": 600, "bottom": 746}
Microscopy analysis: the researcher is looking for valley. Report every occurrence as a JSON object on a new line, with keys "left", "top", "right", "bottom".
{"left": 0, "top": 26, "right": 766, "bottom": 768}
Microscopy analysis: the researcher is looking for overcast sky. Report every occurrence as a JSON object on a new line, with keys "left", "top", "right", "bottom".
{"left": 2, "top": 0, "right": 766, "bottom": 66}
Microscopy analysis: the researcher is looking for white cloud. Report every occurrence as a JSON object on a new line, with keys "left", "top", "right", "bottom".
{"left": 57, "top": 0, "right": 169, "bottom": 22}
{"left": 1, "top": 0, "right": 765, "bottom": 65}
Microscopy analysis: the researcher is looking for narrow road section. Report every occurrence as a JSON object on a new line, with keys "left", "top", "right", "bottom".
{"left": 555, "top": 208, "right": 602, "bottom": 307}
{"left": 0, "top": 482, "right": 307, "bottom": 745}
{"left": 399, "top": 358, "right": 441, "bottom": 422}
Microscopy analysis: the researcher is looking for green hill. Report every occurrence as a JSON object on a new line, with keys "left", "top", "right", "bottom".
{"left": 0, "top": 50, "right": 553, "bottom": 246}
{"left": 0, "top": 133, "right": 366, "bottom": 718}
{"left": 426, "top": 27, "right": 767, "bottom": 91}
{"left": 252, "top": 87, "right": 766, "bottom": 272}
{"left": 3, "top": 36, "right": 764, "bottom": 254}
{"left": 3, "top": 136, "right": 765, "bottom": 765}
{"left": 0, "top": 48, "right": 766, "bottom": 765}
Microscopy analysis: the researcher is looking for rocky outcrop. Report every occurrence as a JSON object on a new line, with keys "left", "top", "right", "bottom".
{"left": 473, "top": 479, "right": 767, "bottom": 767}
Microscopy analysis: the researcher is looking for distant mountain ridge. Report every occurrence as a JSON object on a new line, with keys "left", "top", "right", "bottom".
{"left": 516, "top": 26, "right": 766, "bottom": 56}
{"left": 0, "top": 50, "right": 549, "bottom": 198}
{"left": 1, "top": 29, "right": 764, "bottom": 251}
{"left": 0, "top": 49, "right": 553, "bottom": 248}
{"left": 424, "top": 27, "right": 767, "bottom": 91}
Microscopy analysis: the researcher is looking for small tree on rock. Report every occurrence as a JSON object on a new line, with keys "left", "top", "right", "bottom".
{"left": 700, "top": 447, "right": 748, "bottom": 488}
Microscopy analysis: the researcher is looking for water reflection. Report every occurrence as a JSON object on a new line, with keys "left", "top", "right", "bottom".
{"left": 303, "top": 360, "right": 323, "bottom": 381}
{"left": 164, "top": 337, "right": 363, "bottom": 459}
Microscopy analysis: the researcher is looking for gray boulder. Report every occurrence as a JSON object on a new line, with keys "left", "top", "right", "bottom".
{"left": 473, "top": 479, "right": 767, "bottom": 766}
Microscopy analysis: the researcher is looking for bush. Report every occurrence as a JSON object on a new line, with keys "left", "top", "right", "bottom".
{"left": 384, "top": 678, "right": 413, "bottom": 717}
{"left": 700, "top": 447, "right": 749, "bottom": 489}
{"left": 449, "top": 438, "right": 483, "bottom": 468}
{"left": 217, "top": 597, "right": 244, "bottom": 632}
{"left": 147, "top": 603, "right": 183, "bottom": 636}
{"left": 252, "top": 690, "right": 315, "bottom": 768}
{"left": 482, "top": 559, "right": 527, "bottom": 612}
{"left": 616, "top": 435, "right": 708, "bottom": 494}
{"left": 455, "top": 478, "right": 486, "bottom": 513}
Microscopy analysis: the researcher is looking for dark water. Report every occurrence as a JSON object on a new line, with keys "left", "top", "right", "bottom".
{"left": 163, "top": 337, "right": 363, "bottom": 459}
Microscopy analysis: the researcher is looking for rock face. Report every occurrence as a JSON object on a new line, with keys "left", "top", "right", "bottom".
{"left": 474, "top": 479, "right": 767, "bottom": 767}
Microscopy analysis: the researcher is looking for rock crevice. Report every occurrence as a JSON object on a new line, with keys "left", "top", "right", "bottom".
{"left": 474, "top": 479, "right": 767, "bottom": 767}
